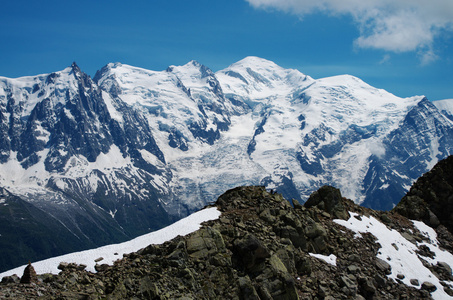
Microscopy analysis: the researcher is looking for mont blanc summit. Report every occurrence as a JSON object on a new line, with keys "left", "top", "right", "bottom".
{"left": 0, "top": 56, "right": 452, "bottom": 271}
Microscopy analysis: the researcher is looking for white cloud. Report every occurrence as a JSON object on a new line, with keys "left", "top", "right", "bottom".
{"left": 418, "top": 48, "right": 439, "bottom": 66}
{"left": 379, "top": 54, "right": 391, "bottom": 65}
{"left": 246, "top": 0, "right": 453, "bottom": 63}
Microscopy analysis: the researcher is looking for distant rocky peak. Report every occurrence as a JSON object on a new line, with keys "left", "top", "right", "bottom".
{"left": 70, "top": 62, "right": 81, "bottom": 74}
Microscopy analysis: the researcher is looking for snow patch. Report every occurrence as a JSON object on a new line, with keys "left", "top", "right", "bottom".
{"left": 102, "top": 91, "right": 123, "bottom": 124}
{"left": 0, "top": 207, "right": 221, "bottom": 278}
{"left": 139, "top": 149, "right": 164, "bottom": 167}
{"left": 334, "top": 212, "right": 453, "bottom": 300}
{"left": 309, "top": 253, "right": 337, "bottom": 266}
{"left": 109, "top": 209, "right": 117, "bottom": 219}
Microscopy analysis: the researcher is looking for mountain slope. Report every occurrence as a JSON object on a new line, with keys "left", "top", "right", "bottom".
{"left": 2, "top": 185, "right": 453, "bottom": 299}
{"left": 0, "top": 57, "right": 452, "bottom": 272}
{"left": 215, "top": 57, "right": 452, "bottom": 209}
{"left": 0, "top": 63, "right": 175, "bottom": 271}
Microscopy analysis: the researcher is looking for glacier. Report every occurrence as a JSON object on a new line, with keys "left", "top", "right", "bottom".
{"left": 0, "top": 56, "right": 452, "bottom": 271}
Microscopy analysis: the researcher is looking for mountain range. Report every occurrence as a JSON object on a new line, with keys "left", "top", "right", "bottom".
{"left": 0, "top": 56, "right": 452, "bottom": 271}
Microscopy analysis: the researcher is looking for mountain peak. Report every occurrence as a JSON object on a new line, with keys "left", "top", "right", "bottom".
{"left": 216, "top": 56, "right": 312, "bottom": 97}
{"left": 188, "top": 60, "right": 202, "bottom": 67}
{"left": 166, "top": 60, "right": 215, "bottom": 83}
{"left": 226, "top": 56, "right": 285, "bottom": 73}
{"left": 70, "top": 62, "right": 82, "bottom": 74}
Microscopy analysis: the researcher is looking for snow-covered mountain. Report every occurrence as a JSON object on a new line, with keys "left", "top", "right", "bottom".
{"left": 0, "top": 56, "right": 452, "bottom": 271}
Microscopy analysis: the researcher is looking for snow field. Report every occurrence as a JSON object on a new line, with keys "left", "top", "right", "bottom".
{"left": 0, "top": 207, "right": 221, "bottom": 279}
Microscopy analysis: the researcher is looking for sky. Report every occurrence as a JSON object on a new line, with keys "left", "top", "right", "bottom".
{"left": 1, "top": 0, "right": 452, "bottom": 101}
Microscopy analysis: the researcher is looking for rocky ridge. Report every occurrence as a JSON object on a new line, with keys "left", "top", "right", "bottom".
{"left": 2, "top": 185, "right": 453, "bottom": 299}
{"left": 394, "top": 155, "right": 453, "bottom": 234}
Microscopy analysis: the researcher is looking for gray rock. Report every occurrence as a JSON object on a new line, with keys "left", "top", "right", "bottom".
{"left": 348, "top": 254, "right": 360, "bottom": 262}
{"left": 295, "top": 256, "right": 311, "bottom": 275}
{"left": 306, "top": 222, "right": 327, "bottom": 238}
{"left": 94, "top": 264, "right": 110, "bottom": 272}
{"left": 260, "top": 208, "right": 276, "bottom": 224}
{"left": 444, "top": 286, "right": 453, "bottom": 296}
{"left": 421, "top": 281, "right": 437, "bottom": 292}
{"left": 374, "top": 274, "right": 386, "bottom": 288}
{"left": 312, "top": 235, "right": 328, "bottom": 252}
{"left": 380, "top": 214, "right": 391, "bottom": 224}
{"left": 410, "top": 279, "right": 420, "bottom": 286}
{"left": 58, "top": 262, "right": 70, "bottom": 270}
{"left": 238, "top": 276, "right": 260, "bottom": 300}
{"left": 279, "top": 225, "right": 307, "bottom": 250}
{"left": 339, "top": 275, "right": 358, "bottom": 296}
{"left": 140, "top": 276, "right": 160, "bottom": 298}
{"left": 186, "top": 227, "right": 225, "bottom": 259}
{"left": 1, "top": 274, "right": 20, "bottom": 284}
{"left": 401, "top": 231, "right": 416, "bottom": 244}
{"left": 358, "top": 276, "right": 376, "bottom": 296}
{"left": 437, "top": 261, "right": 452, "bottom": 275}
{"left": 292, "top": 199, "right": 303, "bottom": 210}
{"left": 375, "top": 258, "right": 391, "bottom": 274}
{"left": 347, "top": 265, "right": 359, "bottom": 274}
{"left": 428, "top": 210, "right": 440, "bottom": 227}
{"left": 233, "top": 233, "right": 270, "bottom": 270}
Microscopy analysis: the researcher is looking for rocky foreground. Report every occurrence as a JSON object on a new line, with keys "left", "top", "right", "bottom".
{"left": 1, "top": 182, "right": 453, "bottom": 299}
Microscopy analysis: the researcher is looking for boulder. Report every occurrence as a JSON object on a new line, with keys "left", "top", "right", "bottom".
{"left": 304, "top": 186, "right": 349, "bottom": 220}
{"left": 375, "top": 258, "right": 391, "bottom": 275}
{"left": 421, "top": 281, "right": 437, "bottom": 292}
{"left": 233, "top": 233, "right": 270, "bottom": 270}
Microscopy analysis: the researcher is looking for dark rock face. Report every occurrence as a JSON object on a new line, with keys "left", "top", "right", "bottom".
{"left": 0, "top": 64, "right": 174, "bottom": 273}
{"left": 393, "top": 155, "right": 453, "bottom": 233}
{"left": 1, "top": 186, "right": 444, "bottom": 299}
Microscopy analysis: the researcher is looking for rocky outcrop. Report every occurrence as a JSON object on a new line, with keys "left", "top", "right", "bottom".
{"left": 303, "top": 185, "right": 349, "bottom": 220}
{"left": 393, "top": 155, "right": 453, "bottom": 233}
{"left": 2, "top": 186, "right": 446, "bottom": 299}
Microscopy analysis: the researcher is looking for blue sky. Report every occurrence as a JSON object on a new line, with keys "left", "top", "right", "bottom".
{"left": 1, "top": 0, "right": 452, "bottom": 100}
